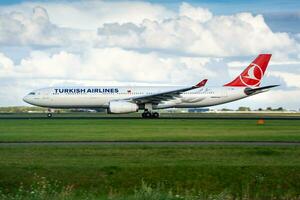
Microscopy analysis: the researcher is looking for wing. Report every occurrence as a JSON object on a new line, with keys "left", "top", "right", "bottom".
{"left": 126, "top": 79, "right": 208, "bottom": 104}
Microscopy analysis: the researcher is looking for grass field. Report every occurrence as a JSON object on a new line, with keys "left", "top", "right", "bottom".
{"left": 0, "top": 114, "right": 300, "bottom": 199}
{"left": 0, "top": 118, "right": 299, "bottom": 142}
{"left": 0, "top": 145, "right": 300, "bottom": 199}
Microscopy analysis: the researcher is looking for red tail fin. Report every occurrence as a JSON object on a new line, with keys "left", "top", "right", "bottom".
{"left": 224, "top": 54, "right": 272, "bottom": 87}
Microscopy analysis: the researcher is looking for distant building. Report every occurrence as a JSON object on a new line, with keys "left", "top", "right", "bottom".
{"left": 188, "top": 108, "right": 209, "bottom": 113}
{"left": 70, "top": 109, "right": 97, "bottom": 113}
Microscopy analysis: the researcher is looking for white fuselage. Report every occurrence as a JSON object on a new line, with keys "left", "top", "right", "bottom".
{"left": 23, "top": 86, "right": 250, "bottom": 110}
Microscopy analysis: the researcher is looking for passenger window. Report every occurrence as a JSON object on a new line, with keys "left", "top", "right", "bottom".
{"left": 29, "top": 92, "right": 36, "bottom": 95}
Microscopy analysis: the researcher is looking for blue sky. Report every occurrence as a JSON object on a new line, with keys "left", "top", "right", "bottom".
{"left": 0, "top": 0, "right": 299, "bottom": 109}
{"left": 151, "top": 0, "right": 300, "bottom": 12}
{"left": 1, "top": 0, "right": 299, "bottom": 12}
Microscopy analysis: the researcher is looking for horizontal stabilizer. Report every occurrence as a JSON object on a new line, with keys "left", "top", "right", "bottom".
{"left": 244, "top": 85, "right": 279, "bottom": 95}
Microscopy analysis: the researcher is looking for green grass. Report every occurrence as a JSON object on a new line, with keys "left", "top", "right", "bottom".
{"left": 1, "top": 116, "right": 300, "bottom": 199}
{"left": 0, "top": 145, "right": 300, "bottom": 199}
{"left": 0, "top": 119, "right": 299, "bottom": 142}
{"left": 1, "top": 180, "right": 296, "bottom": 200}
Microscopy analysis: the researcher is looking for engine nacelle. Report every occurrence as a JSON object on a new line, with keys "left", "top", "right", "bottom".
{"left": 108, "top": 101, "right": 138, "bottom": 114}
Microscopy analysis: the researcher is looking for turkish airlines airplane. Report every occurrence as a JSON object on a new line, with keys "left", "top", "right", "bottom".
{"left": 23, "top": 54, "right": 278, "bottom": 118}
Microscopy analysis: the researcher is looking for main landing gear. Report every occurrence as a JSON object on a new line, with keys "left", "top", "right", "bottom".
{"left": 141, "top": 111, "right": 159, "bottom": 118}
{"left": 47, "top": 108, "right": 53, "bottom": 118}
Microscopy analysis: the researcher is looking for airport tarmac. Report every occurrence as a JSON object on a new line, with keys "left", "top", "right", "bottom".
{"left": 1, "top": 116, "right": 300, "bottom": 120}
{"left": 1, "top": 112, "right": 300, "bottom": 120}
{"left": 0, "top": 141, "right": 300, "bottom": 146}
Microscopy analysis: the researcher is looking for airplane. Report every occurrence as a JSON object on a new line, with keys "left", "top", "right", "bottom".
{"left": 23, "top": 54, "right": 278, "bottom": 118}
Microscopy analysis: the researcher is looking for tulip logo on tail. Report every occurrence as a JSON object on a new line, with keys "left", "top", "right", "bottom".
{"left": 239, "top": 63, "right": 263, "bottom": 87}
{"left": 224, "top": 54, "right": 271, "bottom": 87}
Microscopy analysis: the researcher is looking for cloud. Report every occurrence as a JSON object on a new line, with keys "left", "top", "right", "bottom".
{"left": 0, "top": 1, "right": 175, "bottom": 30}
{"left": 179, "top": 2, "right": 212, "bottom": 23}
{"left": 0, "top": 47, "right": 216, "bottom": 83}
{"left": 228, "top": 60, "right": 300, "bottom": 68}
{"left": 245, "top": 89, "right": 300, "bottom": 110}
{"left": 0, "top": 6, "right": 96, "bottom": 47}
{"left": 0, "top": 3, "right": 299, "bottom": 59}
{"left": 217, "top": 89, "right": 300, "bottom": 110}
{"left": 96, "top": 3, "right": 300, "bottom": 57}
{"left": 0, "top": 53, "right": 14, "bottom": 70}
{"left": 271, "top": 71, "right": 300, "bottom": 88}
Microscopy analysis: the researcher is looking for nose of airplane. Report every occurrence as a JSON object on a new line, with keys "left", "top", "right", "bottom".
{"left": 23, "top": 95, "right": 31, "bottom": 104}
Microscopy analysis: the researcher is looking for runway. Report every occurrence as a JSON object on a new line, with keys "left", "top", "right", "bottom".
{"left": 1, "top": 116, "right": 300, "bottom": 120}
{"left": 0, "top": 141, "right": 300, "bottom": 146}
{"left": 1, "top": 113, "right": 300, "bottom": 120}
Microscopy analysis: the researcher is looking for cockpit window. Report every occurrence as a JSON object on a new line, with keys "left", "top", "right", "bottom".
{"left": 29, "top": 92, "right": 36, "bottom": 95}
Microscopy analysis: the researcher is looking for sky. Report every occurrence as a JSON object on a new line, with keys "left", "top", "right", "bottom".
{"left": 0, "top": 0, "right": 299, "bottom": 110}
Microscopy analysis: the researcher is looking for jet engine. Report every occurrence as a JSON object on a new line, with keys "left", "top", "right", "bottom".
{"left": 108, "top": 101, "right": 139, "bottom": 114}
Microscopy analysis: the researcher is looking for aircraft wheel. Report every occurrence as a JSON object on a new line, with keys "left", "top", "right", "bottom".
{"left": 145, "top": 112, "right": 152, "bottom": 118}
{"left": 152, "top": 112, "right": 159, "bottom": 118}
{"left": 47, "top": 113, "right": 53, "bottom": 118}
{"left": 142, "top": 111, "right": 152, "bottom": 118}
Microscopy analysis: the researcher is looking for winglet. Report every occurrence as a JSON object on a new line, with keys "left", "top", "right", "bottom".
{"left": 195, "top": 79, "right": 208, "bottom": 87}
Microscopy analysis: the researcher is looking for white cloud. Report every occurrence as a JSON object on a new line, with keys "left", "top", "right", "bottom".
{"left": 0, "top": 6, "right": 96, "bottom": 47}
{"left": 0, "top": 1, "right": 175, "bottom": 30}
{"left": 0, "top": 3, "right": 299, "bottom": 59}
{"left": 247, "top": 89, "right": 300, "bottom": 110}
{"left": 97, "top": 3, "right": 300, "bottom": 57}
{"left": 271, "top": 71, "right": 300, "bottom": 88}
{"left": 0, "top": 53, "right": 14, "bottom": 71}
{"left": 215, "top": 89, "right": 300, "bottom": 110}
{"left": 228, "top": 59, "right": 300, "bottom": 68}
{"left": 179, "top": 2, "right": 212, "bottom": 23}
{"left": 0, "top": 47, "right": 215, "bottom": 82}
